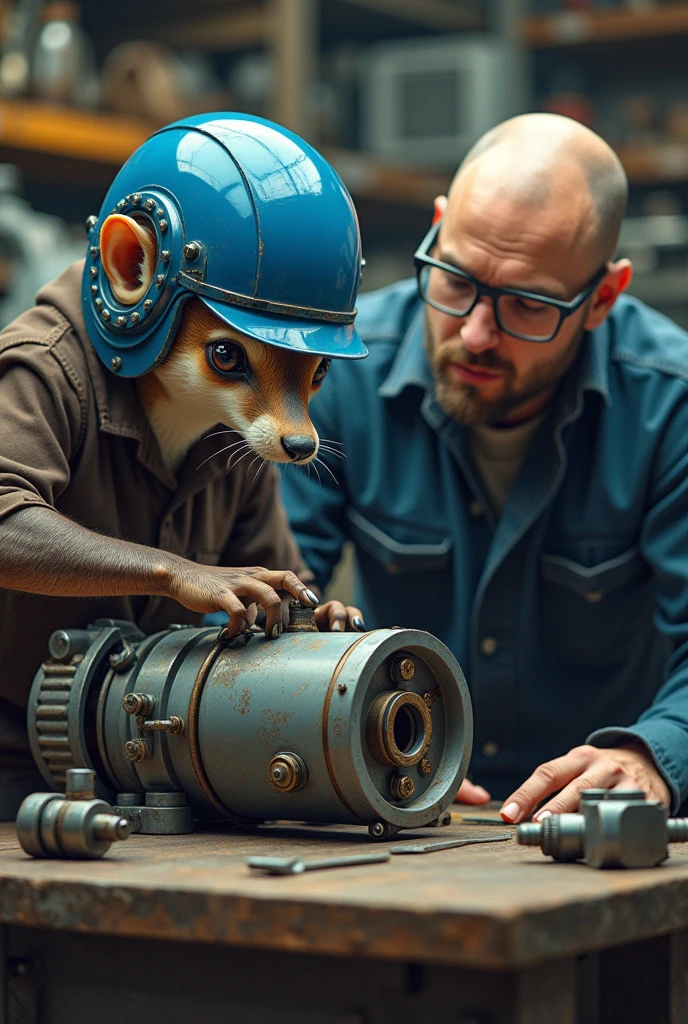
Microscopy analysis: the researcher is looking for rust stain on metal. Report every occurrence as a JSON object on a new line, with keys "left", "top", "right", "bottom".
{"left": 256, "top": 708, "right": 294, "bottom": 747}
{"left": 235, "top": 688, "right": 252, "bottom": 715}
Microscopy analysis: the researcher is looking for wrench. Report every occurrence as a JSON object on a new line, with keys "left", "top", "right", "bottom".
{"left": 247, "top": 852, "right": 391, "bottom": 875}
{"left": 389, "top": 833, "right": 512, "bottom": 854}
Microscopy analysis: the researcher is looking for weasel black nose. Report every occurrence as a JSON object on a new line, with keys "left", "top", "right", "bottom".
{"left": 281, "top": 435, "right": 316, "bottom": 461}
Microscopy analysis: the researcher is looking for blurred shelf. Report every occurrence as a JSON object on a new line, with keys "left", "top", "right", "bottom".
{"left": 627, "top": 268, "right": 688, "bottom": 307}
{"left": 334, "top": 0, "right": 481, "bottom": 31}
{"left": 158, "top": 0, "right": 481, "bottom": 51}
{"left": 522, "top": 3, "right": 688, "bottom": 47}
{"left": 0, "top": 100, "right": 450, "bottom": 208}
{"left": 618, "top": 143, "right": 688, "bottom": 184}
{"left": 0, "top": 100, "right": 151, "bottom": 165}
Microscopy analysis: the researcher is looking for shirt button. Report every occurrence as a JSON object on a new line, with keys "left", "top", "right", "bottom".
{"left": 482, "top": 741, "right": 500, "bottom": 758}
{"left": 468, "top": 501, "right": 483, "bottom": 517}
{"left": 480, "top": 636, "right": 498, "bottom": 656}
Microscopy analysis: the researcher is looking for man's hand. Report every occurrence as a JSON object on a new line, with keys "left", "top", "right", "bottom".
{"left": 454, "top": 779, "right": 492, "bottom": 805}
{"left": 499, "top": 742, "right": 671, "bottom": 823}
{"left": 314, "top": 599, "right": 366, "bottom": 633}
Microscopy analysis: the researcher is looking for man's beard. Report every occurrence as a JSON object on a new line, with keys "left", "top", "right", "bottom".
{"left": 425, "top": 311, "right": 586, "bottom": 427}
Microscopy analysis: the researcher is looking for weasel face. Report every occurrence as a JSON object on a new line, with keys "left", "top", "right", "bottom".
{"left": 137, "top": 300, "right": 327, "bottom": 470}
{"left": 98, "top": 213, "right": 327, "bottom": 471}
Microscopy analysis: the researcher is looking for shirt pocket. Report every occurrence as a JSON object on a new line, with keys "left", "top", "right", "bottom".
{"left": 539, "top": 545, "right": 651, "bottom": 667}
{"left": 346, "top": 507, "right": 452, "bottom": 574}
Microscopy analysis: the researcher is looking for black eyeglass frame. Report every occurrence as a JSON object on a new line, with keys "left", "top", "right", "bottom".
{"left": 414, "top": 220, "right": 608, "bottom": 343}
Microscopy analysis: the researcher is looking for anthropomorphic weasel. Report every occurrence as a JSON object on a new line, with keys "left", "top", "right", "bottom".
{"left": 0, "top": 113, "right": 367, "bottom": 813}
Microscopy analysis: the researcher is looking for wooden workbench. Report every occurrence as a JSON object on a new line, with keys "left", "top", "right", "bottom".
{"left": 0, "top": 813, "right": 686, "bottom": 1024}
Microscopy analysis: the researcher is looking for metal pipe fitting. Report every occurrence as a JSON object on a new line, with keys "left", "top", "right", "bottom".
{"left": 517, "top": 789, "right": 688, "bottom": 869}
{"left": 16, "top": 769, "right": 130, "bottom": 859}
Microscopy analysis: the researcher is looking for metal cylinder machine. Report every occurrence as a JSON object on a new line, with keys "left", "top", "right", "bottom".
{"left": 23, "top": 603, "right": 473, "bottom": 849}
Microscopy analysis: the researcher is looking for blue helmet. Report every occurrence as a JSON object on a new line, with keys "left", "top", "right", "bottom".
{"left": 82, "top": 113, "right": 367, "bottom": 377}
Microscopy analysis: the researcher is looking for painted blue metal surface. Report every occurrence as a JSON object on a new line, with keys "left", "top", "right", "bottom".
{"left": 82, "top": 113, "right": 366, "bottom": 378}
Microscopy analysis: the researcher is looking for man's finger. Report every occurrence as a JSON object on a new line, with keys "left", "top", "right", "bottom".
{"left": 533, "top": 762, "right": 629, "bottom": 820}
{"left": 500, "top": 747, "right": 595, "bottom": 823}
{"left": 454, "top": 779, "right": 491, "bottom": 805}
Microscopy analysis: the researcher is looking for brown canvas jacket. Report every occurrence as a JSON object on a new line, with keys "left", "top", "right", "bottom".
{"left": 0, "top": 260, "right": 311, "bottom": 767}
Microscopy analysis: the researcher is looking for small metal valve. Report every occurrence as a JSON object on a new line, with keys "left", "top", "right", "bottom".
{"left": 16, "top": 768, "right": 130, "bottom": 859}
{"left": 517, "top": 789, "right": 688, "bottom": 869}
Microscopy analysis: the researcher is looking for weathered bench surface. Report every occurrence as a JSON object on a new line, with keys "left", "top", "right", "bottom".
{"left": 0, "top": 812, "right": 686, "bottom": 969}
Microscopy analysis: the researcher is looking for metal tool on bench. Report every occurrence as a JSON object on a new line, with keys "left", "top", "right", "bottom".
{"left": 16, "top": 768, "right": 129, "bottom": 859}
{"left": 248, "top": 852, "right": 391, "bottom": 875}
{"left": 26, "top": 605, "right": 473, "bottom": 842}
{"left": 248, "top": 833, "right": 512, "bottom": 873}
{"left": 517, "top": 788, "right": 688, "bottom": 868}
{"left": 389, "top": 833, "right": 511, "bottom": 854}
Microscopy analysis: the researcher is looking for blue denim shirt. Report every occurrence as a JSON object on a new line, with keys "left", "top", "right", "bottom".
{"left": 281, "top": 278, "right": 688, "bottom": 808}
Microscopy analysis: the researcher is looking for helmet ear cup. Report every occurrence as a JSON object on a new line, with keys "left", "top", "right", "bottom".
{"left": 100, "top": 214, "right": 158, "bottom": 306}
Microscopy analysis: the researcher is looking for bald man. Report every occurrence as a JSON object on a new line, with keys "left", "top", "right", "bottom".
{"left": 282, "top": 113, "right": 688, "bottom": 821}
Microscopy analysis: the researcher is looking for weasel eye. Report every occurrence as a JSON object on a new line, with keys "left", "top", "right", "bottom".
{"left": 313, "top": 358, "right": 330, "bottom": 385}
{"left": 208, "top": 341, "right": 246, "bottom": 376}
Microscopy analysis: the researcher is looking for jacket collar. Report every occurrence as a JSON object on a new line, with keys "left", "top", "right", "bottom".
{"left": 377, "top": 293, "right": 612, "bottom": 409}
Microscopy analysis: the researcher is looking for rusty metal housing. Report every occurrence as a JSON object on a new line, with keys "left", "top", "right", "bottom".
{"left": 27, "top": 618, "right": 472, "bottom": 835}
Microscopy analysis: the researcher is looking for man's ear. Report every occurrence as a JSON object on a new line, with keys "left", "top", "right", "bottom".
{"left": 584, "top": 258, "right": 633, "bottom": 331}
{"left": 432, "top": 195, "right": 448, "bottom": 225}
{"left": 100, "top": 214, "right": 157, "bottom": 305}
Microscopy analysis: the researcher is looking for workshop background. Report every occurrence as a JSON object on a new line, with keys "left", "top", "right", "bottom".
{"left": 0, "top": 0, "right": 684, "bottom": 602}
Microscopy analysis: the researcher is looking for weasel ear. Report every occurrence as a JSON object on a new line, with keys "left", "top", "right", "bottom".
{"left": 100, "top": 214, "right": 157, "bottom": 305}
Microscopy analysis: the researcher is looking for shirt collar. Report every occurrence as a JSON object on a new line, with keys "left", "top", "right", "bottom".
{"left": 378, "top": 296, "right": 612, "bottom": 408}
{"left": 378, "top": 303, "right": 433, "bottom": 398}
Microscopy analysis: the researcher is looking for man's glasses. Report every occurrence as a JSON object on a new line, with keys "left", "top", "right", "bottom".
{"left": 414, "top": 220, "right": 608, "bottom": 343}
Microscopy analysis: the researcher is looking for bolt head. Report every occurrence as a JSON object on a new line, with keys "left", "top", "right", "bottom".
{"left": 143, "top": 299, "right": 153, "bottom": 311}
{"left": 419, "top": 758, "right": 432, "bottom": 776}
{"left": 90, "top": 266, "right": 98, "bottom": 278}
{"left": 116, "top": 316, "right": 127, "bottom": 328}
{"left": 159, "top": 219, "right": 168, "bottom": 233}
{"left": 90, "top": 246, "right": 99, "bottom": 259}
{"left": 156, "top": 274, "right": 165, "bottom": 288}
{"left": 337, "top": 683, "right": 347, "bottom": 694}
{"left": 161, "top": 249, "right": 171, "bottom": 263}
{"left": 85, "top": 214, "right": 97, "bottom": 233}
{"left": 130, "top": 312, "right": 140, "bottom": 325}
{"left": 391, "top": 655, "right": 415, "bottom": 685}
{"left": 144, "top": 198, "right": 156, "bottom": 211}
{"left": 94, "top": 298, "right": 103, "bottom": 310}
{"left": 391, "top": 774, "right": 415, "bottom": 801}
{"left": 268, "top": 752, "right": 307, "bottom": 792}
{"left": 371, "top": 822, "right": 385, "bottom": 837}
{"left": 183, "top": 241, "right": 201, "bottom": 261}
{"left": 132, "top": 193, "right": 142, "bottom": 205}
{"left": 110, "top": 356, "right": 122, "bottom": 372}
{"left": 91, "top": 285, "right": 98, "bottom": 295}
{"left": 101, "top": 309, "right": 111, "bottom": 321}
{"left": 117, "top": 199, "right": 127, "bottom": 211}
